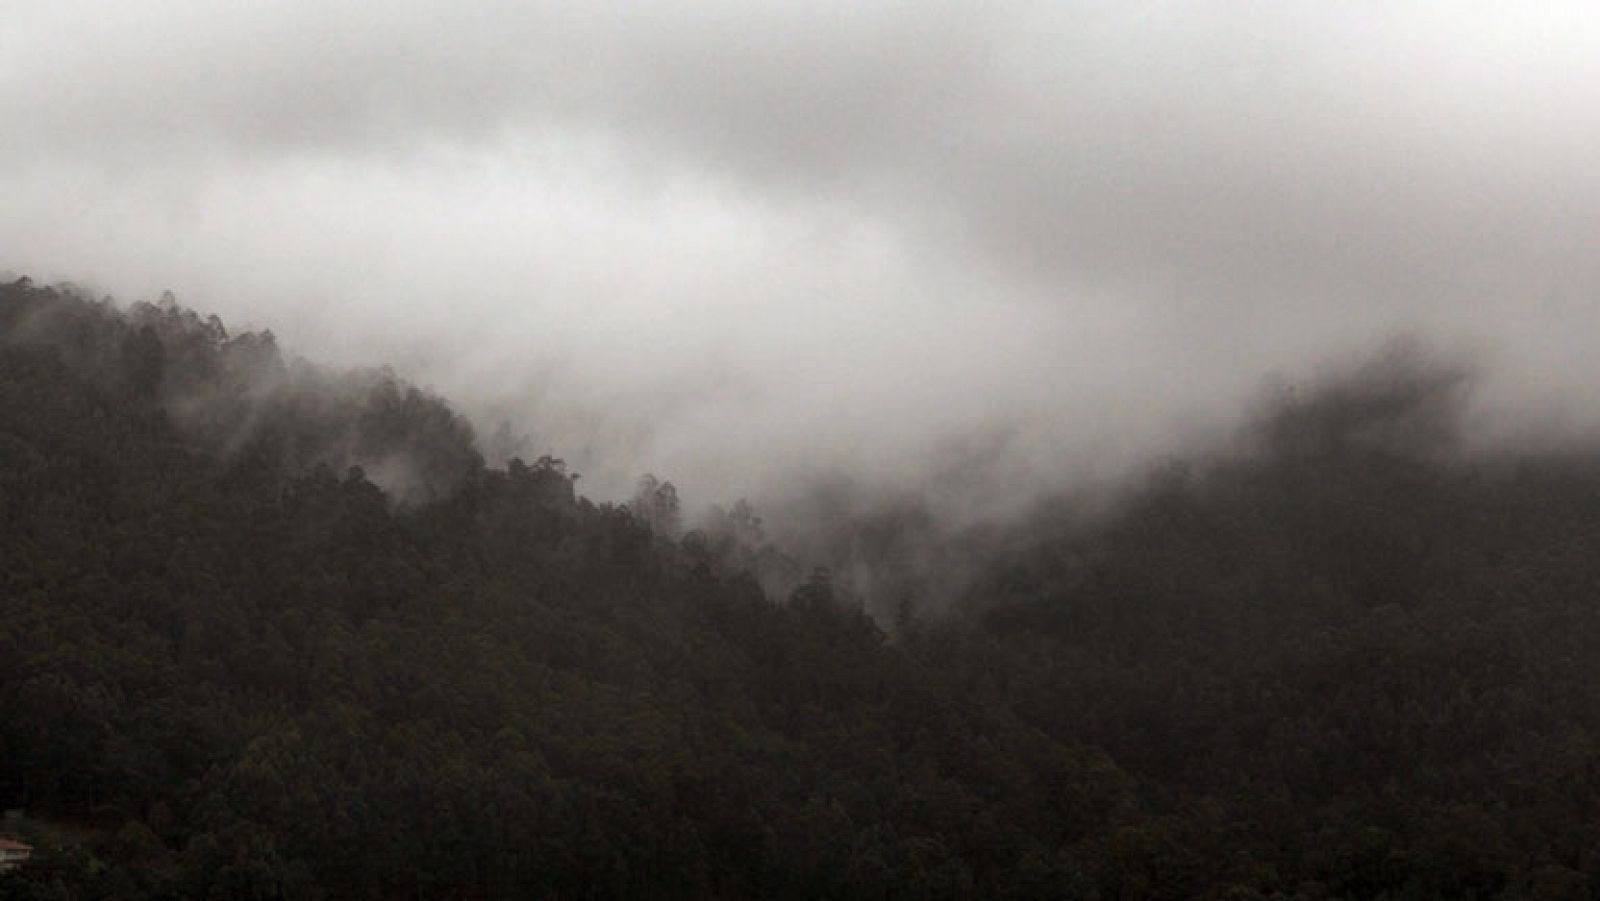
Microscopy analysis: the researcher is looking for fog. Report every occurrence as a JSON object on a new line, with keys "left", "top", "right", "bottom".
{"left": 5, "top": 2, "right": 1599, "bottom": 514}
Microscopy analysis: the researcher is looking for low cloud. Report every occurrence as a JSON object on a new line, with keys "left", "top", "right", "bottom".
{"left": 5, "top": 2, "right": 1599, "bottom": 511}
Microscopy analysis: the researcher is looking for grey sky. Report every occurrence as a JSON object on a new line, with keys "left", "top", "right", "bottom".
{"left": 4, "top": 2, "right": 1599, "bottom": 510}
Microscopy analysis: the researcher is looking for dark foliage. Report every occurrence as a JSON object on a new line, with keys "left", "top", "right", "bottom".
{"left": 4, "top": 278, "right": 1600, "bottom": 899}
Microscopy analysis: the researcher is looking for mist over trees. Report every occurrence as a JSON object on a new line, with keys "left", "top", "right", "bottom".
{"left": 8, "top": 277, "right": 1600, "bottom": 898}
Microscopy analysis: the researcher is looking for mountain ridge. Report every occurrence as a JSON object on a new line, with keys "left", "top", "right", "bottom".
{"left": 6, "top": 276, "right": 1600, "bottom": 899}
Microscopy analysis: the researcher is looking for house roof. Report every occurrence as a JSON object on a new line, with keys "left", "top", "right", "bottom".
{"left": 0, "top": 838, "right": 30, "bottom": 851}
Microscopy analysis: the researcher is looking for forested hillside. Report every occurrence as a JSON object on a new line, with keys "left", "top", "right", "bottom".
{"left": 6, "top": 277, "right": 1600, "bottom": 899}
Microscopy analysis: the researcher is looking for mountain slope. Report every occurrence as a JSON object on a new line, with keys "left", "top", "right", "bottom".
{"left": 0, "top": 280, "right": 1124, "bottom": 899}
{"left": 7, "top": 278, "right": 1600, "bottom": 899}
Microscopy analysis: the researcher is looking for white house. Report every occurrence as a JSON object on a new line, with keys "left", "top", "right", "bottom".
{"left": 0, "top": 838, "right": 31, "bottom": 871}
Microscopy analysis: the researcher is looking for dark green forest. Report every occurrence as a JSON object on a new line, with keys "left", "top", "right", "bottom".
{"left": 5, "top": 277, "right": 1600, "bottom": 899}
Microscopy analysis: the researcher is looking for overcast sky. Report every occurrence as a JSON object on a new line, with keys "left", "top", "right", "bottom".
{"left": 5, "top": 2, "right": 1600, "bottom": 510}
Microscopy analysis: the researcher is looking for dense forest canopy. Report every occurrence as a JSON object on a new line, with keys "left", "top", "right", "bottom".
{"left": 6, "top": 277, "right": 1600, "bottom": 899}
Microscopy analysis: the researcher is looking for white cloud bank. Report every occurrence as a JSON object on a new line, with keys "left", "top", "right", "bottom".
{"left": 5, "top": 2, "right": 1600, "bottom": 510}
